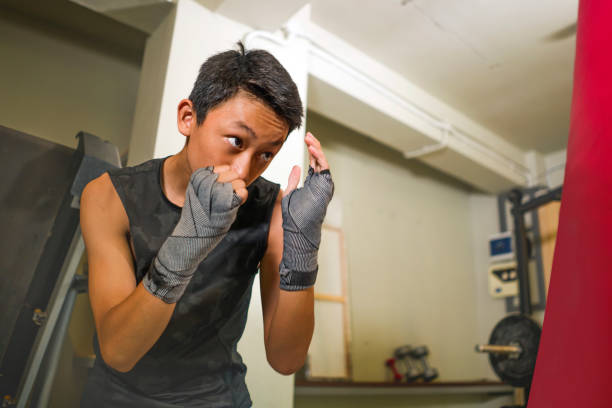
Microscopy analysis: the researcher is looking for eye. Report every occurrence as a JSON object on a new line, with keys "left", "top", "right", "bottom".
{"left": 260, "top": 152, "right": 274, "bottom": 162}
{"left": 226, "top": 136, "right": 243, "bottom": 148}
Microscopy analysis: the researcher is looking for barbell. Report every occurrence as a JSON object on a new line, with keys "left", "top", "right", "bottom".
{"left": 475, "top": 314, "right": 541, "bottom": 387}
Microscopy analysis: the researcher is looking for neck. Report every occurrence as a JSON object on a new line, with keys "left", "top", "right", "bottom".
{"left": 162, "top": 147, "right": 192, "bottom": 207}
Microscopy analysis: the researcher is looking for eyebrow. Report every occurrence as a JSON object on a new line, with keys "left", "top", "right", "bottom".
{"left": 266, "top": 138, "right": 285, "bottom": 147}
{"left": 234, "top": 121, "right": 285, "bottom": 147}
{"left": 235, "top": 121, "right": 257, "bottom": 139}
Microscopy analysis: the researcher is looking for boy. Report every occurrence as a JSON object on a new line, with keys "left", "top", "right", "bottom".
{"left": 79, "top": 43, "right": 333, "bottom": 407}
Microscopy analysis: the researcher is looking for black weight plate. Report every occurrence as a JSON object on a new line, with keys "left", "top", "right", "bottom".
{"left": 488, "top": 314, "right": 541, "bottom": 387}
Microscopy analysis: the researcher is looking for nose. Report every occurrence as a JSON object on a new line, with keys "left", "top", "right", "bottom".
{"left": 231, "top": 152, "right": 251, "bottom": 182}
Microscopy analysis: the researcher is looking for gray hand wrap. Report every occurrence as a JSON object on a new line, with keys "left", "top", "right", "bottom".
{"left": 143, "top": 167, "right": 242, "bottom": 303}
{"left": 280, "top": 167, "right": 334, "bottom": 291}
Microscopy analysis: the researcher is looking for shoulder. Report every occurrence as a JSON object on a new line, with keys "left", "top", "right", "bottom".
{"left": 103, "top": 158, "right": 165, "bottom": 214}
{"left": 80, "top": 172, "right": 129, "bottom": 236}
{"left": 107, "top": 158, "right": 161, "bottom": 182}
{"left": 81, "top": 172, "right": 117, "bottom": 209}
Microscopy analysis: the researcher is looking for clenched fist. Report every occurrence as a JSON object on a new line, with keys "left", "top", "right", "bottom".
{"left": 143, "top": 166, "right": 245, "bottom": 303}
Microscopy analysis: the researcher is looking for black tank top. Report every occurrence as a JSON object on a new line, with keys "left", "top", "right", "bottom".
{"left": 81, "top": 158, "right": 279, "bottom": 408}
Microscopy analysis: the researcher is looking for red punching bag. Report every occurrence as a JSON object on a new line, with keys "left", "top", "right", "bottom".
{"left": 528, "top": 0, "right": 612, "bottom": 406}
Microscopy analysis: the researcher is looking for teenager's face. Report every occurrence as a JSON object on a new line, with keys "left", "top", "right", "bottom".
{"left": 179, "top": 92, "right": 289, "bottom": 186}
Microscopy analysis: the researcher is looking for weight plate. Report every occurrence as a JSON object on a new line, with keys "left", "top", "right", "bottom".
{"left": 488, "top": 314, "right": 541, "bottom": 387}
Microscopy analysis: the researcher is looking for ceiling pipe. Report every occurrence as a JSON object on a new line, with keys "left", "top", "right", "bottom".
{"left": 243, "top": 28, "right": 532, "bottom": 185}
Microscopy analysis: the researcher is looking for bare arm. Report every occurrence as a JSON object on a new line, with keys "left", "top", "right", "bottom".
{"left": 259, "top": 191, "right": 315, "bottom": 375}
{"left": 81, "top": 173, "right": 175, "bottom": 372}
{"left": 259, "top": 132, "right": 333, "bottom": 375}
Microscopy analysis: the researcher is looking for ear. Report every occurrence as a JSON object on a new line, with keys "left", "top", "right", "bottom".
{"left": 177, "top": 99, "right": 196, "bottom": 137}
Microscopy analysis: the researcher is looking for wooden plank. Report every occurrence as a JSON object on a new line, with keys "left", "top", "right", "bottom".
{"left": 309, "top": 224, "right": 352, "bottom": 380}
{"left": 314, "top": 293, "right": 346, "bottom": 303}
{"left": 337, "top": 228, "right": 353, "bottom": 379}
{"left": 538, "top": 201, "right": 561, "bottom": 296}
{"left": 294, "top": 380, "right": 514, "bottom": 396}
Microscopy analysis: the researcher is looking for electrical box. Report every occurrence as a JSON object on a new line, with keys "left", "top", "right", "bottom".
{"left": 488, "top": 261, "right": 519, "bottom": 298}
{"left": 489, "top": 231, "right": 514, "bottom": 263}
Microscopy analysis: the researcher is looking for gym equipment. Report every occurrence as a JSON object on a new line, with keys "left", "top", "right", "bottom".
{"left": 506, "top": 188, "right": 561, "bottom": 316}
{"left": 384, "top": 358, "right": 402, "bottom": 382}
{"left": 0, "top": 126, "right": 121, "bottom": 407}
{"left": 393, "top": 346, "right": 421, "bottom": 382}
{"left": 475, "top": 314, "right": 541, "bottom": 387}
{"left": 409, "top": 346, "right": 438, "bottom": 382}
{"left": 476, "top": 187, "right": 560, "bottom": 397}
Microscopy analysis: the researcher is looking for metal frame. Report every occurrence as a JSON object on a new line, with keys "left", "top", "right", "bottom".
{"left": 497, "top": 187, "right": 562, "bottom": 315}
{"left": 16, "top": 234, "right": 89, "bottom": 408}
{"left": 1, "top": 131, "right": 121, "bottom": 407}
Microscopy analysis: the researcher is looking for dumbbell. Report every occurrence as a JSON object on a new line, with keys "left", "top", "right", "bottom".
{"left": 393, "top": 346, "right": 422, "bottom": 382}
{"left": 409, "top": 346, "right": 439, "bottom": 382}
{"left": 385, "top": 358, "right": 402, "bottom": 382}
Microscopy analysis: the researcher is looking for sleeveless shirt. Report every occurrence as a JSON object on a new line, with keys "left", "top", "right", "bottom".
{"left": 80, "top": 158, "right": 280, "bottom": 408}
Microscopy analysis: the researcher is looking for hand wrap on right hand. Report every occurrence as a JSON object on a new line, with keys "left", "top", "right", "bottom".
{"left": 143, "top": 167, "right": 242, "bottom": 303}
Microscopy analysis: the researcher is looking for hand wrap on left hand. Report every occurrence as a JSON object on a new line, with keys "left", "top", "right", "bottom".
{"left": 279, "top": 167, "right": 334, "bottom": 291}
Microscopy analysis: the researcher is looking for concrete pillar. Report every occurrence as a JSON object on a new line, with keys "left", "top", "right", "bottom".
{"left": 239, "top": 6, "right": 312, "bottom": 408}
{"left": 126, "top": 3, "right": 176, "bottom": 166}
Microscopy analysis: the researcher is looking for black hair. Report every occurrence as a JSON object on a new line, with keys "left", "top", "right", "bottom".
{"left": 188, "top": 42, "right": 303, "bottom": 134}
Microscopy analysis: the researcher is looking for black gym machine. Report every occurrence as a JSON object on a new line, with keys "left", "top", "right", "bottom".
{"left": 475, "top": 186, "right": 563, "bottom": 407}
{"left": 0, "top": 127, "right": 121, "bottom": 407}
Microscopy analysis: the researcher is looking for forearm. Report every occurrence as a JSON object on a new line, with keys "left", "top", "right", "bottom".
{"left": 265, "top": 287, "right": 314, "bottom": 374}
{"left": 98, "top": 282, "right": 175, "bottom": 372}
{"left": 265, "top": 165, "right": 332, "bottom": 373}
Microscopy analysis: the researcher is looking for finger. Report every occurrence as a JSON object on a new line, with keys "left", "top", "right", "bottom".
{"left": 305, "top": 132, "right": 328, "bottom": 171}
{"left": 234, "top": 186, "right": 248, "bottom": 205}
{"left": 309, "top": 148, "right": 315, "bottom": 169}
{"left": 216, "top": 169, "right": 240, "bottom": 183}
{"left": 230, "top": 178, "right": 246, "bottom": 193}
{"left": 306, "top": 132, "right": 322, "bottom": 149}
{"left": 308, "top": 144, "right": 329, "bottom": 171}
{"left": 213, "top": 165, "right": 230, "bottom": 174}
{"left": 305, "top": 133, "right": 316, "bottom": 169}
{"left": 283, "top": 165, "right": 301, "bottom": 198}
{"left": 230, "top": 178, "right": 248, "bottom": 204}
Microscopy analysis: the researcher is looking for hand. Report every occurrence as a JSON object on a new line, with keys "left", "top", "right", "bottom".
{"left": 284, "top": 132, "right": 330, "bottom": 198}
{"left": 280, "top": 132, "right": 334, "bottom": 291}
{"left": 213, "top": 165, "right": 248, "bottom": 205}
{"left": 143, "top": 166, "right": 243, "bottom": 303}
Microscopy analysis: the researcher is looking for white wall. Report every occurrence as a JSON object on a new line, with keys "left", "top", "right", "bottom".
{"left": 468, "top": 193, "right": 509, "bottom": 379}
{"left": 544, "top": 149, "right": 567, "bottom": 188}
{"left": 306, "top": 111, "right": 489, "bottom": 382}
{"left": 0, "top": 10, "right": 141, "bottom": 154}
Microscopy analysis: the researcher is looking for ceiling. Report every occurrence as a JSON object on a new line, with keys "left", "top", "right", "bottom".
{"left": 309, "top": 0, "right": 578, "bottom": 154}
{"left": 3, "top": 0, "right": 578, "bottom": 154}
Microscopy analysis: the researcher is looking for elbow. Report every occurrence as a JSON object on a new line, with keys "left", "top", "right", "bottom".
{"left": 99, "top": 344, "right": 136, "bottom": 373}
{"left": 267, "top": 353, "right": 306, "bottom": 376}
{"left": 275, "top": 366, "right": 300, "bottom": 376}
{"left": 111, "top": 361, "right": 136, "bottom": 373}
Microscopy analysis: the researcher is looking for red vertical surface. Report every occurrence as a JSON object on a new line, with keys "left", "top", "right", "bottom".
{"left": 528, "top": 0, "right": 612, "bottom": 406}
